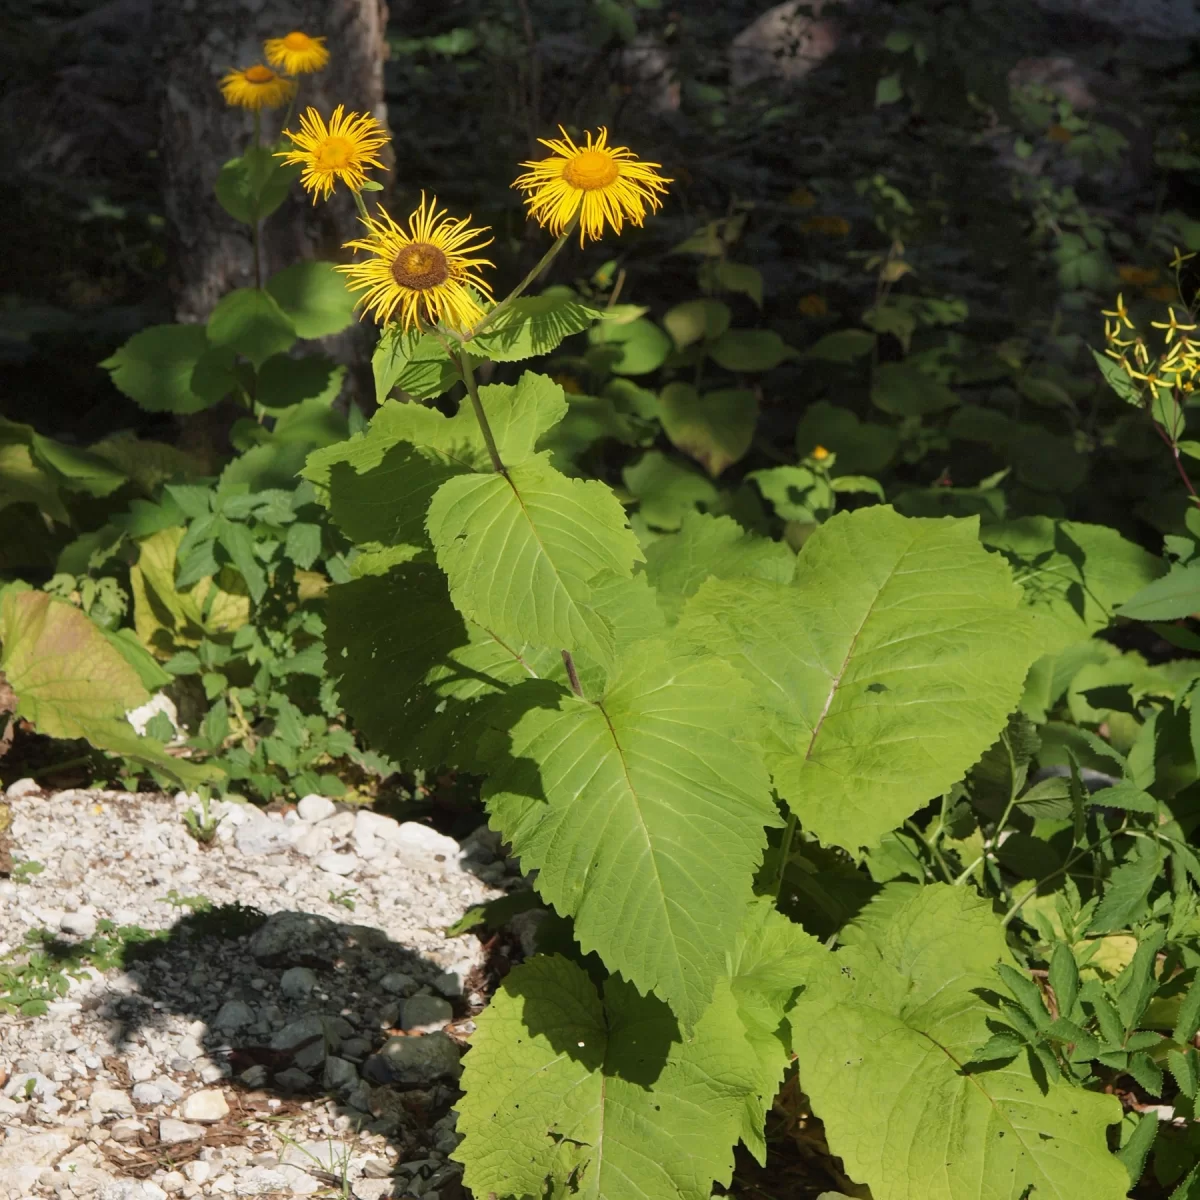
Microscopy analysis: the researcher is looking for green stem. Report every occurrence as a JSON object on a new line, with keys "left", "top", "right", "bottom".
{"left": 1002, "top": 821, "right": 1127, "bottom": 926}
{"left": 905, "top": 819, "right": 954, "bottom": 884}
{"left": 252, "top": 221, "right": 263, "bottom": 290}
{"left": 352, "top": 188, "right": 370, "bottom": 223}
{"left": 465, "top": 211, "right": 580, "bottom": 341}
{"left": 773, "top": 811, "right": 798, "bottom": 897}
{"left": 457, "top": 348, "right": 506, "bottom": 477}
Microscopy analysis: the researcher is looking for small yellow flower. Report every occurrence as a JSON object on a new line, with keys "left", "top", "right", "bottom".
{"left": 1100, "top": 293, "right": 1134, "bottom": 331}
{"left": 1170, "top": 246, "right": 1197, "bottom": 272}
{"left": 1116, "top": 264, "right": 1159, "bottom": 287}
{"left": 337, "top": 193, "right": 494, "bottom": 333}
{"left": 513, "top": 126, "right": 671, "bottom": 245}
{"left": 219, "top": 64, "right": 296, "bottom": 111}
{"left": 264, "top": 31, "right": 330, "bottom": 75}
{"left": 811, "top": 445, "right": 831, "bottom": 461}
{"left": 278, "top": 105, "right": 390, "bottom": 203}
{"left": 798, "top": 293, "right": 829, "bottom": 318}
{"left": 1151, "top": 308, "right": 1198, "bottom": 344}
{"left": 800, "top": 215, "right": 851, "bottom": 236}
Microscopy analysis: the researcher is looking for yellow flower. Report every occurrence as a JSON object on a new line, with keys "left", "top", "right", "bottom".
{"left": 1116, "top": 264, "right": 1159, "bottom": 287}
{"left": 278, "top": 105, "right": 390, "bottom": 203}
{"left": 811, "top": 445, "right": 831, "bottom": 461}
{"left": 800, "top": 215, "right": 851, "bottom": 236}
{"left": 1100, "top": 293, "right": 1134, "bottom": 331}
{"left": 798, "top": 293, "right": 829, "bottom": 318}
{"left": 219, "top": 64, "right": 296, "bottom": 111}
{"left": 337, "top": 194, "right": 494, "bottom": 333}
{"left": 1151, "top": 308, "right": 1198, "bottom": 344}
{"left": 1170, "top": 246, "right": 1197, "bottom": 272}
{"left": 513, "top": 126, "right": 671, "bottom": 245}
{"left": 264, "top": 31, "right": 330, "bottom": 75}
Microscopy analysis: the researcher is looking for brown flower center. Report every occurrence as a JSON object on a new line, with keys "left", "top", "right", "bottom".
{"left": 391, "top": 243, "right": 449, "bottom": 290}
{"left": 562, "top": 149, "right": 619, "bottom": 191}
{"left": 244, "top": 65, "right": 276, "bottom": 84}
{"left": 316, "top": 136, "right": 354, "bottom": 170}
{"left": 283, "top": 31, "right": 310, "bottom": 49}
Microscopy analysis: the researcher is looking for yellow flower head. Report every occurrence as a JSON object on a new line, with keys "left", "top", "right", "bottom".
{"left": 811, "top": 445, "right": 831, "bottom": 461}
{"left": 337, "top": 193, "right": 494, "bottom": 333}
{"left": 1151, "top": 307, "right": 1198, "bottom": 345}
{"left": 513, "top": 126, "right": 671, "bottom": 246}
{"left": 219, "top": 64, "right": 296, "bottom": 111}
{"left": 264, "top": 30, "right": 330, "bottom": 75}
{"left": 278, "top": 105, "right": 390, "bottom": 203}
{"left": 1100, "top": 292, "right": 1134, "bottom": 331}
{"left": 1170, "top": 245, "right": 1197, "bottom": 272}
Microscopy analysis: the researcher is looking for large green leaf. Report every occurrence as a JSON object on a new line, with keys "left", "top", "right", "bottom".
{"left": 214, "top": 147, "right": 301, "bottom": 225}
{"left": 658, "top": 383, "right": 758, "bottom": 477}
{"left": 623, "top": 450, "right": 719, "bottom": 532}
{"left": 708, "top": 329, "right": 796, "bottom": 372}
{"left": 0, "top": 587, "right": 215, "bottom": 787}
{"left": 643, "top": 512, "right": 795, "bottom": 623}
{"left": 100, "top": 324, "right": 212, "bottom": 414}
{"left": 467, "top": 295, "right": 600, "bottom": 362}
{"left": 256, "top": 353, "right": 344, "bottom": 412}
{"left": 589, "top": 315, "right": 673, "bottom": 375}
{"left": 206, "top": 288, "right": 297, "bottom": 369}
{"left": 983, "top": 518, "right": 1164, "bottom": 654}
{"left": 677, "top": 506, "right": 1036, "bottom": 852}
{"left": 427, "top": 454, "right": 641, "bottom": 672}
{"left": 264, "top": 261, "right": 357, "bottom": 339}
{"left": 484, "top": 640, "right": 779, "bottom": 1026}
{"left": 454, "top": 955, "right": 757, "bottom": 1200}
{"left": 871, "top": 362, "right": 959, "bottom": 416}
{"left": 1116, "top": 562, "right": 1200, "bottom": 621}
{"left": 372, "top": 327, "right": 459, "bottom": 402}
{"left": 790, "top": 885, "right": 1128, "bottom": 1200}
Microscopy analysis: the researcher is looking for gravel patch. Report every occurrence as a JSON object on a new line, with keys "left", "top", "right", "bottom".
{"left": 0, "top": 786, "right": 519, "bottom": 1200}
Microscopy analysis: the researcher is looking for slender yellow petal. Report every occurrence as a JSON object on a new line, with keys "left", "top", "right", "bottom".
{"left": 264, "top": 31, "right": 330, "bottom": 75}
{"left": 219, "top": 64, "right": 296, "bottom": 111}
{"left": 278, "top": 105, "right": 390, "bottom": 203}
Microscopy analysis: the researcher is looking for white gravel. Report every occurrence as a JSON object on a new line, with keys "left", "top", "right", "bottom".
{"left": 0, "top": 785, "right": 515, "bottom": 1200}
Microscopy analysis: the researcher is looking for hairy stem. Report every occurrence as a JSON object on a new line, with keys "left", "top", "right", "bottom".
{"left": 458, "top": 349, "right": 506, "bottom": 477}
{"left": 352, "top": 188, "right": 370, "bottom": 223}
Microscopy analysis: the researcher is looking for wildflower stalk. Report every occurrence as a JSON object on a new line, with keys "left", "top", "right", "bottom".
{"left": 251, "top": 110, "right": 264, "bottom": 289}
{"left": 464, "top": 211, "right": 580, "bottom": 342}
{"left": 352, "top": 188, "right": 370, "bottom": 223}
{"left": 457, "top": 350, "right": 507, "bottom": 478}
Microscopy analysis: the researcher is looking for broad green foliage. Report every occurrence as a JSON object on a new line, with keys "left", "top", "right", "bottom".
{"left": 792, "top": 886, "right": 1128, "bottom": 1200}
{"left": 678, "top": 507, "right": 1037, "bottom": 850}
{"left": 485, "top": 640, "right": 778, "bottom": 1026}
{"left": 454, "top": 955, "right": 756, "bottom": 1200}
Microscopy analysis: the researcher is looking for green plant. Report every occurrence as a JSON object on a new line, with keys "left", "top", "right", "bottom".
{"left": 328, "top": 886, "right": 357, "bottom": 911}
{"left": 181, "top": 797, "right": 219, "bottom": 844}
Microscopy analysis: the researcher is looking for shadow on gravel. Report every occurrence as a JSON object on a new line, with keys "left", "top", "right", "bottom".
{"left": 77, "top": 901, "right": 519, "bottom": 1197}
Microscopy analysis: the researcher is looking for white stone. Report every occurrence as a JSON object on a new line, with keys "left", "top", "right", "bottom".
{"left": 3, "top": 1071, "right": 57, "bottom": 1099}
{"left": 234, "top": 812, "right": 295, "bottom": 857}
{"left": 59, "top": 907, "right": 98, "bottom": 938}
{"left": 0, "top": 1130, "right": 73, "bottom": 1166}
{"left": 293, "top": 826, "right": 332, "bottom": 858}
{"left": 401, "top": 994, "right": 453, "bottom": 1033}
{"left": 90, "top": 1088, "right": 135, "bottom": 1116}
{"left": 214, "top": 999, "right": 255, "bottom": 1030}
{"left": 315, "top": 850, "right": 359, "bottom": 876}
{"left": 234, "top": 1165, "right": 319, "bottom": 1196}
{"left": 110, "top": 1118, "right": 146, "bottom": 1142}
{"left": 297, "top": 793, "right": 336, "bottom": 822}
{"left": 393, "top": 822, "right": 461, "bottom": 868}
{"left": 155, "top": 1076, "right": 184, "bottom": 1103}
{"left": 730, "top": 0, "right": 850, "bottom": 89}
{"left": 180, "top": 1089, "right": 229, "bottom": 1123}
{"left": 352, "top": 1181, "right": 393, "bottom": 1200}
{"left": 5, "top": 776, "right": 41, "bottom": 799}
{"left": 182, "top": 1161, "right": 210, "bottom": 1184}
{"left": 126, "top": 692, "right": 181, "bottom": 739}
{"left": 131, "top": 1082, "right": 163, "bottom": 1107}
{"left": 317, "top": 810, "right": 356, "bottom": 838}
{"left": 160, "top": 1172, "right": 187, "bottom": 1194}
{"left": 159, "top": 1119, "right": 206, "bottom": 1145}
{"left": 280, "top": 966, "right": 317, "bottom": 999}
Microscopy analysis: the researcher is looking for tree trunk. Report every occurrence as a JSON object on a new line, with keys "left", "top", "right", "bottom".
{"left": 156, "top": 0, "right": 391, "bottom": 323}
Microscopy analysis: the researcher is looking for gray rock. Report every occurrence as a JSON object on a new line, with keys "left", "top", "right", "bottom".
{"left": 401, "top": 994, "right": 453, "bottom": 1033}
{"left": 323, "top": 1055, "right": 359, "bottom": 1092}
{"left": 280, "top": 966, "right": 317, "bottom": 999}
{"left": 363, "top": 1033, "right": 461, "bottom": 1086}
{"left": 345, "top": 1079, "right": 373, "bottom": 1113}
{"left": 274, "top": 1066, "right": 315, "bottom": 1091}
{"left": 315, "top": 850, "right": 360, "bottom": 876}
{"left": 131, "top": 1082, "right": 163, "bottom": 1107}
{"left": 248, "top": 911, "right": 337, "bottom": 966}
{"left": 271, "top": 1013, "right": 349, "bottom": 1053}
{"left": 233, "top": 1165, "right": 320, "bottom": 1196}
{"left": 180, "top": 1089, "right": 229, "bottom": 1122}
{"left": 340, "top": 1036, "right": 371, "bottom": 1060}
{"left": 238, "top": 1065, "right": 269, "bottom": 1088}
{"left": 379, "top": 971, "right": 417, "bottom": 996}
{"left": 214, "top": 999, "right": 255, "bottom": 1031}
{"left": 297, "top": 793, "right": 337, "bottom": 822}
{"left": 155, "top": 1076, "right": 184, "bottom": 1103}
{"left": 234, "top": 812, "right": 295, "bottom": 857}
{"left": 158, "top": 1118, "right": 206, "bottom": 1146}
{"left": 458, "top": 824, "right": 502, "bottom": 864}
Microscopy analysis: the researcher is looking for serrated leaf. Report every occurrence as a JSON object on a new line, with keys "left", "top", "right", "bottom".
{"left": 1117, "top": 562, "right": 1200, "bottom": 621}
{"left": 1168, "top": 1047, "right": 1199, "bottom": 1098}
{"left": 747, "top": 465, "right": 834, "bottom": 523}
{"left": 1090, "top": 843, "right": 1164, "bottom": 934}
{"left": 100, "top": 324, "right": 212, "bottom": 414}
{"left": 485, "top": 640, "right": 779, "bottom": 1027}
{"left": 657, "top": 383, "right": 757, "bottom": 478}
{"left": 467, "top": 295, "right": 600, "bottom": 361}
{"left": 1049, "top": 942, "right": 1080, "bottom": 1021}
{"left": 256, "top": 353, "right": 344, "bottom": 412}
{"left": 1127, "top": 1050, "right": 1164, "bottom": 1096}
{"left": 206, "top": 288, "right": 296, "bottom": 369}
{"left": 1092, "top": 349, "right": 1144, "bottom": 407}
{"left": 428, "top": 455, "right": 641, "bottom": 672}
{"left": 1117, "top": 1112, "right": 1158, "bottom": 1185}
{"left": 791, "top": 885, "right": 1128, "bottom": 1200}
{"left": 283, "top": 522, "right": 322, "bottom": 569}
{"left": 643, "top": 512, "right": 795, "bottom": 623}
{"left": 677, "top": 507, "right": 1035, "bottom": 852}
{"left": 454, "top": 955, "right": 757, "bottom": 1200}
{"left": 371, "top": 326, "right": 458, "bottom": 403}
{"left": 983, "top": 518, "right": 1164, "bottom": 655}
{"left": 264, "top": 261, "right": 357, "bottom": 339}
{"left": 1173, "top": 975, "right": 1200, "bottom": 1043}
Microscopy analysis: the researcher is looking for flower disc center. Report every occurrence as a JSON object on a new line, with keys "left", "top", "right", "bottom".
{"left": 283, "top": 31, "right": 310, "bottom": 49}
{"left": 245, "top": 65, "right": 276, "bottom": 84}
{"left": 316, "top": 136, "right": 354, "bottom": 170}
{"left": 562, "top": 149, "right": 619, "bottom": 191}
{"left": 392, "top": 243, "right": 450, "bottom": 290}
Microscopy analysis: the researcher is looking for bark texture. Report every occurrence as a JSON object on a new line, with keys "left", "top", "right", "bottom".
{"left": 156, "top": 0, "right": 391, "bottom": 322}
